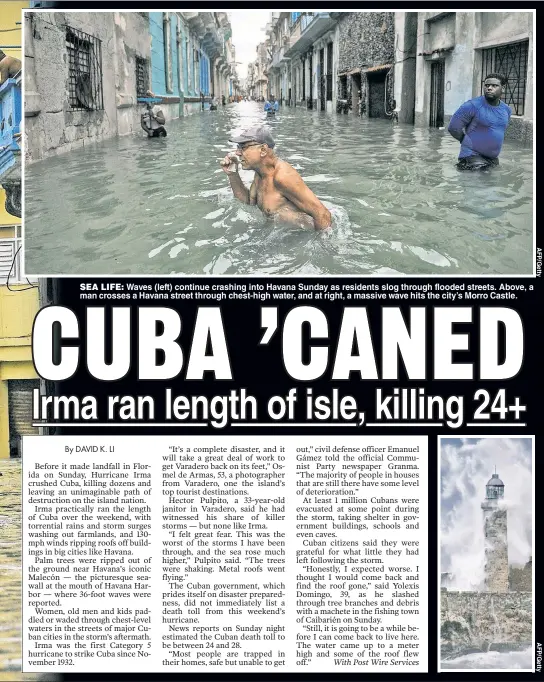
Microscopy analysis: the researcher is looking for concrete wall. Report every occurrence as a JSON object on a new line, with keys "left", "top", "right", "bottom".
{"left": 393, "top": 13, "right": 417, "bottom": 123}
{"left": 336, "top": 12, "right": 394, "bottom": 117}
{"left": 337, "top": 12, "right": 394, "bottom": 73}
{"left": 476, "top": 11, "right": 533, "bottom": 142}
{"left": 414, "top": 11, "right": 533, "bottom": 142}
{"left": 476, "top": 12, "right": 532, "bottom": 49}
{"left": 24, "top": 11, "right": 151, "bottom": 162}
{"left": 441, "top": 590, "right": 532, "bottom": 658}
{"left": 113, "top": 13, "right": 152, "bottom": 137}
{"left": 427, "top": 12, "right": 456, "bottom": 52}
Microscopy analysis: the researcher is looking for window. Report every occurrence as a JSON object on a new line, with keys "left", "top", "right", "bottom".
{"left": 66, "top": 27, "right": 104, "bottom": 111}
{"left": 136, "top": 57, "right": 149, "bottom": 98}
{"left": 481, "top": 40, "right": 529, "bottom": 116}
{"left": 0, "top": 225, "right": 37, "bottom": 284}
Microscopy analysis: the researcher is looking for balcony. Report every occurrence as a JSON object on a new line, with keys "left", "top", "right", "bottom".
{"left": 285, "top": 12, "right": 335, "bottom": 57}
{"left": 182, "top": 11, "right": 214, "bottom": 38}
{"left": 269, "top": 44, "right": 291, "bottom": 71}
{"left": 0, "top": 76, "right": 22, "bottom": 218}
{"left": 201, "top": 21, "right": 223, "bottom": 60}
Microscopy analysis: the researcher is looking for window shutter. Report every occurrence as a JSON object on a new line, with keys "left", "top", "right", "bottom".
{"left": 0, "top": 240, "right": 17, "bottom": 281}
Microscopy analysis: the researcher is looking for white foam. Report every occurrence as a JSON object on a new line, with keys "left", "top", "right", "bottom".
{"left": 169, "top": 242, "right": 189, "bottom": 257}
{"left": 407, "top": 245, "right": 453, "bottom": 268}
{"left": 203, "top": 208, "right": 225, "bottom": 220}
{"left": 148, "top": 239, "right": 176, "bottom": 258}
{"left": 301, "top": 174, "right": 341, "bottom": 183}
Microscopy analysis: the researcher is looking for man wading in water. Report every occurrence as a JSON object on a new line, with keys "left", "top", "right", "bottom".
{"left": 220, "top": 126, "right": 332, "bottom": 230}
{"left": 141, "top": 91, "right": 167, "bottom": 137}
{"left": 448, "top": 73, "right": 512, "bottom": 170}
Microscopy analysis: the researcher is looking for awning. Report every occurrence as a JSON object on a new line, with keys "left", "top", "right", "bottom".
{"left": 365, "top": 63, "right": 392, "bottom": 73}
{"left": 338, "top": 67, "right": 361, "bottom": 77}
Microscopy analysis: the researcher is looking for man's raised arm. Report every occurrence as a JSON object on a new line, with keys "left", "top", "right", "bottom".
{"left": 220, "top": 155, "right": 252, "bottom": 204}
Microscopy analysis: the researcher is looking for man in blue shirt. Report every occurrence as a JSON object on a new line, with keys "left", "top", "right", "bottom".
{"left": 448, "top": 73, "right": 512, "bottom": 170}
{"left": 264, "top": 96, "right": 279, "bottom": 115}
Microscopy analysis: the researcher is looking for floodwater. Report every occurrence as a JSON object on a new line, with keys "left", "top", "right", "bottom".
{"left": 24, "top": 102, "right": 533, "bottom": 276}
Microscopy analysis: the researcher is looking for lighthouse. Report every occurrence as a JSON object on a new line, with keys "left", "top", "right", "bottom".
{"left": 481, "top": 471, "right": 508, "bottom": 592}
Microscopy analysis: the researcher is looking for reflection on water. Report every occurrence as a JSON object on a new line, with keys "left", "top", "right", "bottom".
{"left": 25, "top": 102, "right": 533, "bottom": 275}
{"left": 0, "top": 461, "right": 59, "bottom": 682}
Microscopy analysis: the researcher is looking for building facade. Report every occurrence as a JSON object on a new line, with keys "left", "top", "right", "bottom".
{"left": 24, "top": 11, "right": 238, "bottom": 161}
{"left": 149, "top": 12, "right": 236, "bottom": 117}
{"left": 265, "top": 12, "right": 395, "bottom": 115}
{"left": 261, "top": 10, "right": 532, "bottom": 141}
{"left": 25, "top": 11, "right": 152, "bottom": 162}
{"left": 333, "top": 12, "right": 395, "bottom": 118}
{"left": 402, "top": 11, "right": 533, "bottom": 140}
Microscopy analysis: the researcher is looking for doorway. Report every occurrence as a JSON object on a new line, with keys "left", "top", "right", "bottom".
{"left": 429, "top": 60, "right": 445, "bottom": 127}
{"left": 367, "top": 71, "right": 387, "bottom": 118}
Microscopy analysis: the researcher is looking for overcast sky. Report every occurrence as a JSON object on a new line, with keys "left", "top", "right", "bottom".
{"left": 229, "top": 11, "right": 270, "bottom": 80}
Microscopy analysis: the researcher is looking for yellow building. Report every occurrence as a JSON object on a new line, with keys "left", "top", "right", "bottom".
{"left": 1, "top": 1, "right": 36, "bottom": 459}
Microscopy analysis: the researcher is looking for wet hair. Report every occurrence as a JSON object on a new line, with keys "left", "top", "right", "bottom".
{"left": 485, "top": 73, "right": 507, "bottom": 86}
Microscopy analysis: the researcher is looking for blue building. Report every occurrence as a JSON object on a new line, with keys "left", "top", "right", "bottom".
{"left": 0, "top": 74, "right": 22, "bottom": 218}
{"left": 148, "top": 12, "right": 232, "bottom": 117}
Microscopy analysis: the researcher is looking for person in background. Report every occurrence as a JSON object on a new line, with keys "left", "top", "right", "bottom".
{"left": 220, "top": 125, "right": 332, "bottom": 230}
{"left": 264, "top": 96, "right": 279, "bottom": 115}
{"left": 140, "top": 91, "right": 167, "bottom": 137}
{"left": 448, "top": 73, "right": 512, "bottom": 170}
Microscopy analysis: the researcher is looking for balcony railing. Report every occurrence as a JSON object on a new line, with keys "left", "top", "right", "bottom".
{"left": 0, "top": 75, "right": 22, "bottom": 217}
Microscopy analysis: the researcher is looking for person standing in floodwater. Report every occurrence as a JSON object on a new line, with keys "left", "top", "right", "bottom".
{"left": 220, "top": 125, "right": 332, "bottom": 230}
{"left": 264, "top": 96, "right": 279, "bottom": 115}
{"left": 448, "top": 73, "right": 512, "bottom": 170}
{"left": 140, "top": 91, "right": 167, "bottom": 138}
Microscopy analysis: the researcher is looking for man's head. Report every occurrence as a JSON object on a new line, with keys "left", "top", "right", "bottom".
{"left": 229, "top": 125, "right": 276, "bottom": 169}
{"left": 484, "top": 73, "right": 507, "bottom": 103}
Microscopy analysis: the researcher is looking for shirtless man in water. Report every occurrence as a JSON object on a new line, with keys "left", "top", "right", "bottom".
{"left": 220, "top": 125, "right": 332, "bottom": 230}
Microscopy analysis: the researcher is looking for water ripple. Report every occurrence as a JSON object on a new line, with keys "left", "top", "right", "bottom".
{"left": 25, "top": 102, "right": 533, "bottom": 275}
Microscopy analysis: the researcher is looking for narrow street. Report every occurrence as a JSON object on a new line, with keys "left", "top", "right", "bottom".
{"left": 25, "top": 102, "right": 532, "bottom": 276}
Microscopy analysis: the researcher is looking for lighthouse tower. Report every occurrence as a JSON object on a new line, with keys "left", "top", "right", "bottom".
{"left": 481, "top": 471, "right": 508, "bottom": 592}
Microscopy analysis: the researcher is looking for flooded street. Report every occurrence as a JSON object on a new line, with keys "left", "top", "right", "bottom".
{"left": 25, "top": 102, "right": 533, "bottom": 276}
